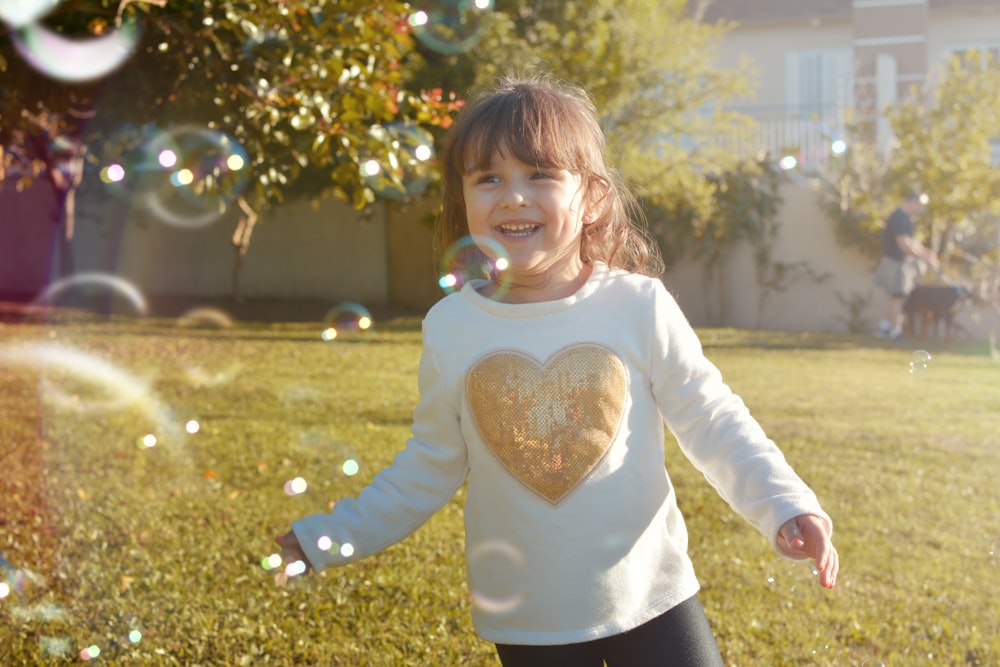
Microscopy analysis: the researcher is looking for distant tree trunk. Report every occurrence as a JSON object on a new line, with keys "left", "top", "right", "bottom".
{"left": 230, "top": 197, "right": 258, "bottom": 302}
{"left": 46, "top": 152, "right": 85, "bottom": 282}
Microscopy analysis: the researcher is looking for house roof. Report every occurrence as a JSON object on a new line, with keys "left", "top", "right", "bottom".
{"left": 698, "top": 0, "right": 1000, "bottom": 25}
{"left": 697, "top": 0, "right": 849, "bottom": 25}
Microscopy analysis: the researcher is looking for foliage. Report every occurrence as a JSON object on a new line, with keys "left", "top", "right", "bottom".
{"left": 0, "top": 0, "right": 461, "bottom": 234}
{"left": 816, "top": 50, "right": 1000, "bottom": 316}
{"left": 2, "top": 313, "right": 998, "bottom": 666}
{"left": 650, "top": 156, "right": 791, "bottom": 325}
{"left": 885, "top": 51, "right": 1000, "bottom": 258}
{"left": 813, "top": 119, "right": 893, "bottom": 261}
{"left": 449, "top": 0, "right": 756, "bottom": 216}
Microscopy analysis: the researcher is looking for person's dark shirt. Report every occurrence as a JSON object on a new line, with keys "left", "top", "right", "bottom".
{"left": 881, "top": 207, "right": 913, "bottom": 261}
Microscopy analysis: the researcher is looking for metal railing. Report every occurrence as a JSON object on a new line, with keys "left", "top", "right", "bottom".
{"left": 713, "top": 104, "right": 852, "bottom": 174}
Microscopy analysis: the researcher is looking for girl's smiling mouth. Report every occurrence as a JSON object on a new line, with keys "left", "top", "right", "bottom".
{"left": 497, "top": 222, "right": 541, "bottom": 238}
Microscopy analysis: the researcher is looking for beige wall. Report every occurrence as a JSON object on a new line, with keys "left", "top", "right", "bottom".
{"left": 109, "top": 195, "right": 390, "bottom": 305}
{"left": 664, "top": 180, "right": 879, "bottom": 332}
{"left": 4, "top": 178, "right": 994, "bottom": 338}
{"left": 386, "top": 197, "right": 442, "bottom": 311}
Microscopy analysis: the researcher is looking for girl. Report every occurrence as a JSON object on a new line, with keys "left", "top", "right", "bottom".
{"left": 277, "top": 73, "right": 839, "bottom": 666}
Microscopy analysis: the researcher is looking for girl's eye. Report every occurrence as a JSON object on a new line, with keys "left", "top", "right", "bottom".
{"left": 476, "top": 173, "right": 499, "bottom": 184}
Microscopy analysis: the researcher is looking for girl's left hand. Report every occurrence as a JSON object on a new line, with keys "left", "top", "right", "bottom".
{"left": 777, "top": 514, "right": 838, "bottom": 589}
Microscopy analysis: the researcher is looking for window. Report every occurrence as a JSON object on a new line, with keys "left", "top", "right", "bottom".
{"left": 785, "top": 49, "right": 854, "bottom": 120}
{"left": 782, "top": 49, "right": 854, "bottom": 171}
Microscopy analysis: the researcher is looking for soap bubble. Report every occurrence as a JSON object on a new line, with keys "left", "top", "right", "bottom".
{"left": 12, "top": 20, "right": 140, "bottom": 82}
{"left": 320, "top": 302, "right": 373, "bottom": 342}
{"left": 408, "top": 0, "right": 495, "bottom": 55}
{"left": 101, "top": 125, "right": 249, "bottom": 228}
{"left": 361, "top": 122, "right": 436, "bottom": 200}
{"left": 141, "top": 127, "right": 251, "bottom": 228}
{"left": 283, "top": 477, "right": 308, "bottom": 496}
{"left": 766, "top": 557, "right": 819, "bottom": 596}
{"left": 0, "top": 0, "right": 63, "bottom": 27}
{"left": 468, "top": 540, "right": 526, "bottom": 615}
{"left": 909, "top": 349, "right": 932, "bottom": 374}
{"left": 0, "top": 342, "right": 181, "bottom": 443}
{"left": 438, "top": 235, "right": 511, "bottom": 298}
{"left": 32, "top": 272, "right": 148, "bottom": 317}
{"left": 175, "top": 307, "right": 235, "bottom": 329}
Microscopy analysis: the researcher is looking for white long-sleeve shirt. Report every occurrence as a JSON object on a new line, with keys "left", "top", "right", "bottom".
{"left": 292, "top": 262, "right": 832, "bottom": 645}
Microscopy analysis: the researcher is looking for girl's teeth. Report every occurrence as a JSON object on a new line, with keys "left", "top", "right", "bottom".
{"left": 500, "top": 224, "right": 538, "bottom": 237}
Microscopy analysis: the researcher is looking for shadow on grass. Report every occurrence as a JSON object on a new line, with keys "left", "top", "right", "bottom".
{"left": 697, "top": 326, "right": 997, "bottom": 358}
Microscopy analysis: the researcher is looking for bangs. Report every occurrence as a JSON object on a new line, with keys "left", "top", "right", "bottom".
{"left": 452, "top": 83, "right": 603, "bottom": 175}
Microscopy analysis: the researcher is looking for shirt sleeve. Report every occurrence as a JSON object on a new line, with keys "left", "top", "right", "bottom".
{"left": 647, "top": 282, "right": 831, "bottom": 550}
{"left": 292, "top": 325, "right": 469, "bottom": 572}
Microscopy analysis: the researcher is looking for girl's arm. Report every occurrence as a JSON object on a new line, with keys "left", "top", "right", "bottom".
{"left": 648, "top": 283, "right": 836, "bottom": 584}
{"left": 283, "top": 330, "right": 469, "bottom": 573}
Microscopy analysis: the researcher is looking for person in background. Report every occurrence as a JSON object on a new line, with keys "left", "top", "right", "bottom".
{"left": 276, "top": 72, "right": 838, "bottom": 667}
{"left": 874, "top": 191, "right": 938, "bottom": 341}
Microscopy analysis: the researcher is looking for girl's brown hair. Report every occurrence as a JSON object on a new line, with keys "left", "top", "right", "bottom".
{"left": 434, "top": 72, "right": 664, "bottom": 277}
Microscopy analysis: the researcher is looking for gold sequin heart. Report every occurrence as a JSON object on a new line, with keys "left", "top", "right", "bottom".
{"left": 466, "top": 344, "right": 627, "bottom": 505}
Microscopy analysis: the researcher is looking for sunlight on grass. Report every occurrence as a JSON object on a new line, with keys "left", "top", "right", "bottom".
{"left": 0, "top": 316, "right": 997, "bottom": 666}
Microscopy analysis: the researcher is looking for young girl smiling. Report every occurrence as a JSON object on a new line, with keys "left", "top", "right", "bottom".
{"left": 278, "top": 73, "right": 838, "bottom": 666}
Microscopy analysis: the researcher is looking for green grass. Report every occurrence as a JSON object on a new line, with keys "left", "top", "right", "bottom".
{"left": 0, "top": 314, "right": 998, "bottom": 666}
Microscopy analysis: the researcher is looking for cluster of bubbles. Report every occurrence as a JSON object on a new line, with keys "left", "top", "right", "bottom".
{"left": 101, "top": 125, "right": 251, "bottom": 229}
{"left": 266, "top": 443, "right": 365, "bottom": 584}
{"left": 437, "top": 235, "right": 511, "bottom": 297}
{"left": 262, "top": 535, "right": 355, "bottom": 585}
{"left": 0, "top": 0, "right": 141, "bottom": 83}
{"left": 408, "top": 0, "right": 495, "bottom": 55}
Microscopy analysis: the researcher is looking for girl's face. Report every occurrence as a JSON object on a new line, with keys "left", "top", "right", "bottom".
{"left": 462, "top": 149, "right": 589, "bottom": 301}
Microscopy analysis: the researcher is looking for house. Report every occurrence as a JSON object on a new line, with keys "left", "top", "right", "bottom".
{"left": 699, "top": 0, "right": 1000, "bottom": 170}
{"left": 651, "top": 0, "right": 999, "bottom": 337}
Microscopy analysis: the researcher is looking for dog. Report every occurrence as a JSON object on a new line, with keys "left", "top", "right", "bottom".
{"left": 903, "top": 284, "right": 971, "bottom": 343}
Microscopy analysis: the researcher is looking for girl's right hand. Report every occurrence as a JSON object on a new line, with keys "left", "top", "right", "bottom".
{"left": 275, "top": 530, "right": 313, "bottom": 575}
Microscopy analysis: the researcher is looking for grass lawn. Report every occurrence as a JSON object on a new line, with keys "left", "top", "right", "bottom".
{"left": 0, "top": 309, "right": 998, "bottom": 666}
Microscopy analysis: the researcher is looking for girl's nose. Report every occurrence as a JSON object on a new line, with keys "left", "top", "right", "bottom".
{"left": 501, "top": 185, "right": 528, "bottom": 208}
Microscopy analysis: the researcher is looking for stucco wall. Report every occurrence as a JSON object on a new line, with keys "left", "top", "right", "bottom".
{"left": 1, "top": 178, "right": 390, "bottom": 306}
{"left": 3, "top": 177, "right": 994, "bottom": 339}
{"left": 664, "top": 180, "right": 880, "bottom": 332}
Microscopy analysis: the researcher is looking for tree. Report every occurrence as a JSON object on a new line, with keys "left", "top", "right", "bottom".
{"left": 0, "top": 0, "right": 461, "bottom": 292}
{"left": 884, "top": 50, "right": 1000, "bottom": 263}
{"left": 449, "top": 0, "right": 756, "bottom": 219}
{"left": 406, "top": 0, "right": 778, "bottom": 321}
{"left": 816, "top": 50, "right": 1000, "bottom": 332}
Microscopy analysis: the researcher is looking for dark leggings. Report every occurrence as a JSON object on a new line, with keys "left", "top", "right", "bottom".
{"left": 494, "top": 595, "right": 724, "bottom": 667}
